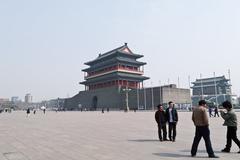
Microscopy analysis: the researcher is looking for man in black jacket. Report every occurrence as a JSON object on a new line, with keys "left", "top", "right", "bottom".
{"left": 166, "top": 101, "right": 178, "bottom": 142}
{"left": 155, "top": 104, "right": 167, "bottom": 141}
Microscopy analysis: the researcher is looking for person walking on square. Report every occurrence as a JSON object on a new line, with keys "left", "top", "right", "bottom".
{"left": 209, "top": 107, "right": 213, "bottom": 117}
{"left": 191, "top": 100, "right": 219, "bottom": 158}
{"left": 26, "top": 108, "right": 30, "bottom": 117}
{"left": 214, "top": 106, "right": 219, "bottom": 117}
{"left": 155, "top": 104, "right": 167, "bottom": 141}
{"left": 166, "top": 101, "right": 178, "bottom": 142}
{"left": 220, "top": 100, "right": 240, "bottom": 153}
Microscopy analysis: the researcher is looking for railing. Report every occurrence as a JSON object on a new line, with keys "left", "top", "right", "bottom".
{"left": 85, "top": 66, "right": 143, "bottom": 79}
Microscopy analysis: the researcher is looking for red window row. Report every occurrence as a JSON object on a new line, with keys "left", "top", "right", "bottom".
{"left": 87, "top": 65, "right": 139, "bottom": 77}
{"left": 88, "top": 80, "right": 139, "bottom": 90}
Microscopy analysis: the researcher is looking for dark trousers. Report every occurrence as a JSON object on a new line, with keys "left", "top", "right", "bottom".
{"left": 168, "top": 122, "right": 177, "bottom": 140}
{"left": 225, "top": 126, "right": 240, "bottom": 150}
{"left": 214, "top": 112, "right": 219, "bottom": 117}
{"left": 158, "top": 124, "right": 167, "bottom": 140}
{"left": 191, "top": 126, "right": 214, "bottom": 156}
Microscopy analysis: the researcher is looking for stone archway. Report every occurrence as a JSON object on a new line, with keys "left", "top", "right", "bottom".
{"left": 92, "top": 96, "right": 98, "bottom": 111}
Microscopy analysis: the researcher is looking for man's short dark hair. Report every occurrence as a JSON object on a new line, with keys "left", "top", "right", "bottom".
{"left": 199, "top": 100, "right": 207, "bottom": 106}
{"left": 157, "top": 104, "right": 162, "bottom": 109}
{"left": 168, "top": 101, "right": 173, "bottom": 105}
{"left": 222, "top": 101, "right": 232, "bottom": 109}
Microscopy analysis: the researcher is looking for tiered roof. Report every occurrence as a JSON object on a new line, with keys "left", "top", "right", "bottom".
{"left": 192, "top": 76, "right": 229, "bottom": 84}
{"left": 80, "top": 43, "right": 149, "bottom": 86}
{"left": 84, "top": 43, "right": 143, "bottom": 66}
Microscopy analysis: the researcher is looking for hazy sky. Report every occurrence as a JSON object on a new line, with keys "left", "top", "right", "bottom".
{"left": 1, "top": 0, "right": 240, "bottom": 102}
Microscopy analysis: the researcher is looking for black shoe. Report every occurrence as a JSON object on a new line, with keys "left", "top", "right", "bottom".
{"left": 221, "top": 148, "right": 230, "bottom": 153}
{"left": 172, "top": 139, "right": 175, "bottom": 142}
{"left": 237, "top": 150, "right": 240, "bottom": 153}
{"left": 159, "top": 139, "right": 163, "bottom": 142}
{"left": 209, "top": 155, "right": 219, "bottom": 158}
{"left": 191, "top": 154, "right": 196, "bottom": 157}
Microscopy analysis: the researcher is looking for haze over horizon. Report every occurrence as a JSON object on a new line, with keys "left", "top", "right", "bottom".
{"left": 1, "top": 0, "right": 240, "bottom": 102}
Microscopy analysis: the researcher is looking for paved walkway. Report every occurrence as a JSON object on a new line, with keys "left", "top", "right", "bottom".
{"left": 0, "top": 111, "right": 240, "bottom": 160}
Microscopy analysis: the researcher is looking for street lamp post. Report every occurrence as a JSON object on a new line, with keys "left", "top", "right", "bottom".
{"left": 122, "top": 82, "right": 131, "bottom": 112}
{"left": 144, "top": 83, "right": 147, "bottom": 110}
{"left": 126, "top": 84, "right": 129, "bottom": 111}
{"left": 137, "top": 85, "right": 139, "bottom": 110}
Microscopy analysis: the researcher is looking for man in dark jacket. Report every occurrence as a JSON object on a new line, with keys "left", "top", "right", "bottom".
{"left": 155, "top": 104, "right": 167, "bottom": 141}
{"left": 165, "top": 101, "right": 178, "bottom": 142}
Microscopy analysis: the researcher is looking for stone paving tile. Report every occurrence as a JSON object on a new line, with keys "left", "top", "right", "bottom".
{"left": 0, "top": 111, "right": 240, "bottom": 160}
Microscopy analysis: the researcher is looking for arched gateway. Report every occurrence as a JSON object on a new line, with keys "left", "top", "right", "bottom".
{"left": 92, "top": 96, "right": 98, "bottom": 110}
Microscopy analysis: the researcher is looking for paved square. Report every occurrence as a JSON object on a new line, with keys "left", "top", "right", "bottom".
{"left": 0, "top": 111, "right": 240, "bottom": 160}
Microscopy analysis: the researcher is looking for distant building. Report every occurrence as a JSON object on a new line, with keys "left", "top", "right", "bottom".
{"left": 191, "top": 76, "right": 232, "bottom": 107}
{"left": 25, "top": 93, "right": 32, "bottom": 103}
{"left": 232, "top": 95, "right": 239, "bottom": 107}
{"left": 129, "top": 84, "right": 191, "bottom": 110}
{"left": 64, "top": 43, "right": 191, "bottom": 110}
{"left": 11, "top": 96, "right": 19, "bottom": 103}
{"left": 43, "top": 98, "right": 65, "bottom": 110}
{"left": 0, "top": 98, "right": 9, "bottom": 103}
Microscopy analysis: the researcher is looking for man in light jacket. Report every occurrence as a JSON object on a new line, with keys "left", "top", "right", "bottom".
{"left": 191, "top": 100, "right": 219, "bottom": 158}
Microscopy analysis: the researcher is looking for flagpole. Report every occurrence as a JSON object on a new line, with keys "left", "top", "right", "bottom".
{"left": 188, "top": 75, "right": 193, "bottom": 108}
{"left": 144, "top": 82, "right": 147, "bottom": 110}
{"left": 228, "top": 69, "right": 232, "bottom": 104}
{"left": 177, "top": 76, "right": 180, "bottom": 109}
{"left": 168, "top": 78, "right": 170, "bottom": 102}
{"left": 178, "top": 76, "right": 180, "bottom": 88}
{"left": 213, "top": 72, "right": 218, "bottom": 107}
{"left": 159, "top": 80, "right": 161, "bottom": 104}
{"left": 151, "top": 82, "right": 154, "bottom": 111}
{"left": 137, "top": 84, "right": 139, "bottom": 110}
{"left": 200, "top": 74, "right": 204, "bottom": 100}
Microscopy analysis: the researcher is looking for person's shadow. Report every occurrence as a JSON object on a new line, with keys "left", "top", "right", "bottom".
{"left": 153, "top": 152, "right": 194, "bottom": 158}
{"left": 128, "top": 139, "right": 223, "bottom": 158}
{"left": 128, "top": 139, "right": 160, "bottom": 142}
{"left": 153, "top": 150, "right": 222, "bottom": 158}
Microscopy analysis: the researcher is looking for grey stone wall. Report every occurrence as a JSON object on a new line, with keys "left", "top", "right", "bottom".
{"left": 65, "top": 86, "right": 125, "bottom": 110}
{"left": 128, "top": 87, "right": 191, "bottom": 110}
{"left": 64, "top": 85, "right": 191, "bottom": 110}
